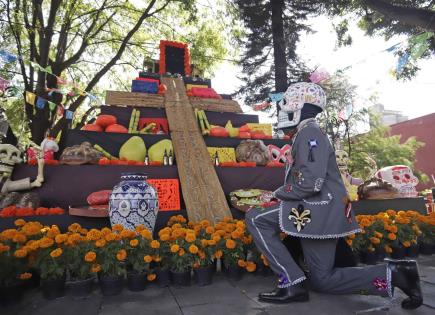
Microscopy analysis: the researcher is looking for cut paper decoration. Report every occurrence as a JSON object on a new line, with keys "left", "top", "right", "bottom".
{"left": 207, "top": 147, "right": 237, "bottom": 163}
{"left": 0, "top": 50, "right": 17, "bottom": 63}
{"left": 267, "top": 144, "right": 292, "bottom": 164}
{"left": 148, "top": 179, "right": 180, "bottom": 211}
{"left": 396, "top": 53, "right": 410, "bottom": 75}
{"left": 25, "top": 91, "right": 36, "bottom": 105}
{"left": 0, "top": 77, "right": 9, "bottom": 92}
{"left": 65, "top": 110, "right": 74, "bottom": 120}
{"left": 36, "top": 97, "right": 47, "bottom": 109}
{"left": 309, "top": 68, "right": 330, "bottom": 84}
{"left": 269, "top": 92, "right": 284, "bottom": 103}
{"left": 48, "top": 101, "right": 56, "bottom": 111}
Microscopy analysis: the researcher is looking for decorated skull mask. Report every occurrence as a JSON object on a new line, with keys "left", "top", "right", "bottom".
{"left": 0, "top": 144, "right": 22, "bottom": 176}
{"left": 335, "top": 150, "right": 349, "bottom": 172}
{"left": 277, "top": 82, "right": 326, "bottom": 130}
{"left": 375, "top": 165, "right": 418, "bottom": 198}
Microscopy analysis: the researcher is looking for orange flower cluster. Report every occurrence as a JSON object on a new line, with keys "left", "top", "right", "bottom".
{"left": 0, "top": 206, "right": 65, "bottom": 217}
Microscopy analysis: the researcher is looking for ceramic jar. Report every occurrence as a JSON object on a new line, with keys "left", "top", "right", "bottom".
{"left": 109, "top": 173, "right": 159, "bottom": 232}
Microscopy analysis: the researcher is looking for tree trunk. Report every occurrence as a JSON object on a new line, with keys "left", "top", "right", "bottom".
{"left": 271, "top": 0, "right": 288, "bottom": 92}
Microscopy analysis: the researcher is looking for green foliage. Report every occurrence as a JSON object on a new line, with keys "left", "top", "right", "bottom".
{"left": 345, "top": 114, "right": 425, "bottom": 180}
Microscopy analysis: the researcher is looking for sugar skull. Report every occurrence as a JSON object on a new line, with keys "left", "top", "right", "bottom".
{"left": 267, "top": 144, "right": 292, "bottom": 164}
{"left": 375, "top": 165, "right": 418, "bottom": 198}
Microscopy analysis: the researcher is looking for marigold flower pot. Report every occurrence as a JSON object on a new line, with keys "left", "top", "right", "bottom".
{"left": 390, "top": 245, "right": 406, "bottom": 259}
{"left": 194, "top": 265, "right": 214, "bottom": 286}
{"left": 98, "top": 275, "right": 123, "bottom": 296}
{"left": 360, "top": 251, "right": 377, "bottom": 265}
{"left": 171, "top": 270, "right": 191, "bottom": 287}
{"left": 225, "top": 265, "right": 244, "bottom": 280}
{"left": 156, "top": 269, "right": 171, "bottom": 287}
{"left": 0, "top": 282, "right": 24, "bottom": 306}
{"left": 405, "top": 244, "right": 419, "bottom": 258}
{"left": 69, "top": 277, "right": 94, "bottom": 299}
{"left": 41, "top": 275, "right": 66, "bottom": 300}
{"left": 127, "top": 272, "right": 147, "bottom": 292}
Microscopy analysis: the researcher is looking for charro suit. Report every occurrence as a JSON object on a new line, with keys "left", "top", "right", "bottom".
{"left": 246, "top": 119, "right": 391, "bottom": 296}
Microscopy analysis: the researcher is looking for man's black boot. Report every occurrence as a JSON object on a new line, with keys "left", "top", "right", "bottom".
{"left": 258, "top": 283, "right": 309, "bottom": 304}
{"left": 388, "top": 259, "right": 423, "bottom": 309}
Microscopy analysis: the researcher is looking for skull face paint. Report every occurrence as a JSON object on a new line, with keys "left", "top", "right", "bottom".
{"left": 375, "top": 165, "right": 419, "bottom": 198}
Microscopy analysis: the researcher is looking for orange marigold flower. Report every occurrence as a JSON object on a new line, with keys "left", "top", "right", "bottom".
{"left": 238, "top": 259, "right": 247, "bottom": 267}
{"left": 50, "top": 248, "right": 63, "bottom": 258}
{"left": 55, "top": 234, "right": 68, "bottom": 244}
{"left": 214, "top": 250, "right": 223, "bottom": 259}
{"left": 150, "top": 240, "right": 160, "bottom": 249}
{"left": 402, "top": 241, "right": 411, "bottom": 248}
{"left": 95, "top": 239, "right": 106, "bottom": 248}
{"left": 225, "top": 239, "right": 236, "bottom": 249}
{"left": 46, "top": 226, "right": 61, "bottom": 238}
{"left": 112, "top": 224, "right": 124, "bottom": 232}
{"left": 39, "top": 237, "right": 54, "bottom": 248}
{"left": 85, "top": 251, "right": 97, "bottom": 262}
{"left": 153, "top": 255, "right": 162, "bottom": 262}
{"left": 14, "top": 248, "right": 28, "bottom": 258}
{"left": 130, "top": 239, "right": 139, "bottom": 247}
{"left": 91, "top": 263, "right": 101, "bottom": 273}
{"left": 205, "top": 226, "right": 215, "bottom": 234}
{"left": 160, "top": 233, "right": 170, "bottom": 241}
{"left": 147, "top": 273, "right": 156, "bottom": 281}
{"left": 388, "top": 233, "right": 397, "bottom": 241}
{"left": 18, "top": 272, "right": 32, "bottom": 280}
{"left": 68, "top": 223, "right": 82, "bottom": 233}
{"left": 135, "top": 224, "right": 146, "bottom": 232}
{"left": 12, "top": 233, "right": 27, "bottom": 244}
{"left": 171, "top": 244, "right": 180, "bottom": 253}
{"left": 185, "top": 233, "right": 196, "bottom": 243}
{"left": 105, "top": 233, "right": 116, "bottom": 242}
{"left": 346, "top": 239, "right": 353, "bottom": 247}
{"left": 14, "top": 219, "right": 26, "bottom": 227}
{"left": 140, "top": 229, "right": 152, "bottom": 240}
{"left": 370, "top": 237, "right": 381, "bottom": 245}
{"left": 231, "top": 231, "right": 241, "bottom": 239}
{"left": 143, "top": 255, "right": 153, "bottom": 263}
{"left": 384, "top": 245, "right": 393, "bottom": 254}
{"left": 347, "top": 233, "right": 356, "bottom": 240}
{"left": 207, "top": 239, "right": 217, "bottom": 246}
{"left": 246, "top": 261, "right": 256, "bottom": 273}
{"left": 116, "top": 249, "right": 127, "bottom": 261}
{"left": 189, "top": 244, "right": 199, "bottom": 254}
{"left": 178, "top": 248, "right": 185, "bottom": 256}
{"left": 374, "top": 232, "right": 383, "bottom": 239}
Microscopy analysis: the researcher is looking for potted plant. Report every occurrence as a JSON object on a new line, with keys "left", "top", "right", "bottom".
{"left": 416, "top": 213, "right": 435, "bottom": 255}
{"left": 93, "top": 225, "right": 126, "bottom": 296}
{"left": 125, "top": 225, "right": 154, "bottom": 291}
{"left": 0, "top": 220, "right": 37, "bottom": 305}
{"left": 154, "top": 227, "right": 174, "bottom": 287}
{"left": 64, "top": 223, "right": 96, "bottom": 299}
{"left": 387, "top": 211, "right": 418, "bottom": 259}
{"left": 33, "top": 225, "right": 67, "bottom": 300}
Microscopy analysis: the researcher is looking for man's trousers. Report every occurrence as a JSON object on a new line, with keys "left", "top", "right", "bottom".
{"left": 246, "top": 205, "right": 391, "bottom": 296}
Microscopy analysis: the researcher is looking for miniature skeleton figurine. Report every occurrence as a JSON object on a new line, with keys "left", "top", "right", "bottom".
{"left": 375, "top": 165, "right": 419, "bottom": 198}
{"left": 0, "top": 143, "right": 44, "bottom": 194}
{"left": 335, "top": 150, "right": 363, "bottom": 186}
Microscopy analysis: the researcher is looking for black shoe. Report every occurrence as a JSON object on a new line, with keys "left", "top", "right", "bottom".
{"left": 388, "top": 259, "right": 423, "bottom": 309}
{"left": 258, "top": 284, "right": 309, "bottom": 304}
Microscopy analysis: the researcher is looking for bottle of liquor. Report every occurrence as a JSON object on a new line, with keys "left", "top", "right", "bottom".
{"left": 214, "top": 151, "right": 219, "bottom": 166}
{"left": 163, "top": 149, "right": 169, "bottom": 166}
{"left": 144, "top": 151, "right": 149, "bottom": 165}
{"left": 168, "top": 149, "right": 174, "bottom": 165}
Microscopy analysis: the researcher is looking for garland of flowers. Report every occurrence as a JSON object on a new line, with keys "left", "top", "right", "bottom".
{"left": 159, "top": 40, "right": 191, "bottom": 76}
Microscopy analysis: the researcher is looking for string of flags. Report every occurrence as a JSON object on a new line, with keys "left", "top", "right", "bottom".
{"left": 0, "top": 49, "right": 103, "bottom": 122}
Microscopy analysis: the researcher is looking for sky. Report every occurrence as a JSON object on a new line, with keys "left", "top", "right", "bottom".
{"left": 212, "top": 15, "right": 435, "bottom": 123}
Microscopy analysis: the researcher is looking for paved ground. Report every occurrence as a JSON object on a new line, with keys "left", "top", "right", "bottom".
{"left": 3, "top": 256, "right": 435, "bottom": 315}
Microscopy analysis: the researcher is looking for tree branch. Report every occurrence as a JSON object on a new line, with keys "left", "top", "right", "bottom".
{"left": 363, "top": 0, "right": 435, "bottom": 32}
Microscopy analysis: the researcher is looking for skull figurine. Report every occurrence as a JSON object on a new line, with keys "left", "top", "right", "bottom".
{"left": 335, "top": 150, "right": 349, "bottom": 173}
{"left": 0, "top": 144, "right": 23, "bottom": 177}
{"left": 375, "top": 165, "right": 418, "bottom": 198}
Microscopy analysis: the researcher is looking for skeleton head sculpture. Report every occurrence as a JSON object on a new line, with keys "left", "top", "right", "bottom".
{"left": 375, "top": 165, "right": 418, "bottom": 198}
{"left": 335, "top": 150, "right": 349, "bottom": 173}
{"left": 0, "top": 144, "right": 22, "bottom": 177}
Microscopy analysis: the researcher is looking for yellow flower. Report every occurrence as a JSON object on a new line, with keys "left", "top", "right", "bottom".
{"left": 91, "top": 263, "right": 101, "bottom": 273}
{"left": 147, "top": 273, "right": 156, "bottom": 281}
{"left": 14, "top": 219, "right": 26, "bottom": 227}
{"left": 116, "top": 249, "right": 127, "bottom": 261}
{"left": 18, "top": 272, "right": 32, "bottom": 280}
{"left": 130, "top": 239, "right": 139, "bottom": 247}
{"left": 39, "top": 237, "right": 54, "bottom": 248}
{"left": 160, "top": 233, "right": 170, "bottom": 241}
{"left": 85, "top": 251, "right": 97, "bottom": 262}
{"left": 143, "top": 255, "right": 153, "bottom": 263}
{"left": 238, "top": 259, "right": 247, "bottom": 267}
{"left": 214, "top": 250, "right": 223, "bottom": 259}
{"left": 100, "top": 227, "right": 112, "bottom": 236}
{"left": 95, "top": 239, "right": 106, "bottom": 248}
{"left": 170, "top": 244, "right": 180, "bottom": 253}
{"left": 150, "top": 240, "right": 160, "bottom": 249}
{"left": 55, "top": 234, "right": 68, "bottom": 244}
{"left": 246, "top": 261, "right": 256, "bottom": 272}
{"left": 140, "top": 229, "right": 152, "bottom": 240}
{"left": 14, "top": 248, "right": 28, "bottom": 258}
{"left": 86, "top": 229, "right": 102, "bottom": 241}
{"left": 50, "top": 248, "right": 63, "bottom": 258}
{"left": 225, "top": 239, "right": 236, "bottom": 249}
{"left": 189, "top": 244, "right": 199, "bottom": 254}
{"left": 46, "top": 225, "right": 61, "bottom": 238}
{"left": 185, "top": 233, "right": 196, "bottom": 243}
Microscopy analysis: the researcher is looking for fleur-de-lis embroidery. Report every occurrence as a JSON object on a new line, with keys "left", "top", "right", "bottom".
{"left": 288, "top": 205, "right": 311, "bottom": 232}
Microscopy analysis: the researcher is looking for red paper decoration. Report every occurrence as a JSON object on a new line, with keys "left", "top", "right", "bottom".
{"left": 148, "top": 179, "right": 180, "bottom": 211}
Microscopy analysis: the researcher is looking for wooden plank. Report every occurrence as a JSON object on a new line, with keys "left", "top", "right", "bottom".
{"left": 161, "top": 77, "right": 231, "bottom": 223}
{"left": 189, "top": 97, "right": 243, "bottom": 113}
{"left": 105, "top": 91, "right": 164, "bottom": 107}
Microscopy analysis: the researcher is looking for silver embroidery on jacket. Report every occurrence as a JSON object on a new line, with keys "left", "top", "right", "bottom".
{"left": 314, "top": 178, "right": 324, "bottom": 192}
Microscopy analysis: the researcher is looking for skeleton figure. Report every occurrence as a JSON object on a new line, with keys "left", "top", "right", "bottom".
{"left": 0, "top": 144, "right": 44, "bottom": 207}
{"left": 335, "top": 149, "right": 363, "bottom": 187}
{"left": 375, "top": 165, "right": 418, "bottom": 198}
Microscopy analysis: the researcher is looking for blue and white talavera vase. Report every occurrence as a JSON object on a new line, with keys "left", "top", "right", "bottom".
{"left": 109, "top": 173, "right": 159, "bottom": 232}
